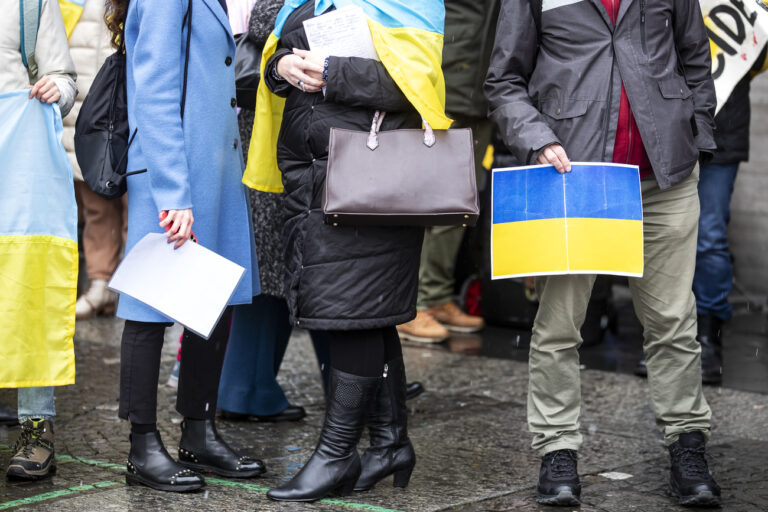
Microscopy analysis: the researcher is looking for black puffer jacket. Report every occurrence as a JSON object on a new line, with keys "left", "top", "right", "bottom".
{"left": 264, "top": 2, "right": 424, "bottom": 330}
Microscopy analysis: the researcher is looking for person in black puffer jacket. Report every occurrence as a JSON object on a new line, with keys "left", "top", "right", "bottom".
{"left": 257, "top": 0, "right": 442, "bottom": 503}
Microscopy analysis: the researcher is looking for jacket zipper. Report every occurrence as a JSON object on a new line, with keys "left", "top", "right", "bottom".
{"left": 640, "top": 0, "right": 647, "bottom": 54}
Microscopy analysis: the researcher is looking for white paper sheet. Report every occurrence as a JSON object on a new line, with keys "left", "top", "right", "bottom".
{"left": 108, "top": 233, "right": 245, "bottom": 339}
{"left": 303, "top": 5, "right": 380, "bottom": 61}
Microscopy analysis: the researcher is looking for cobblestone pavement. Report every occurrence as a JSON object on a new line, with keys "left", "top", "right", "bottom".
{"left": 1, "top": 315, "right": 767, "bottom": 512}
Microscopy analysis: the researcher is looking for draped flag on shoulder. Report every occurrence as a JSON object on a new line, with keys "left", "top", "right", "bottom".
{"left": 58, "top": 0, "right": 85, "bottom": 39}
{"left": 701, "top": 0, "right": 768, "bottom": 113}
{"left": 0, "top": 90, "right": 78, "bottom": 388}
{"left": 243, "top": 0, "right": 451, "bottom": 193}
{"left": 491, "top": 163, "right": 644, "bottom": 279}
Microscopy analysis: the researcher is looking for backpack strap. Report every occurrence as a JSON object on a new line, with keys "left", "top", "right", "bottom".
{"left": 20, "top": 0, "right": 43, "bottom": 82}
{"left": 181, "top": 0, "right": 192, "bottom": 118}
{"left": 529, "top": 0, "right": 542, "bottom": 45}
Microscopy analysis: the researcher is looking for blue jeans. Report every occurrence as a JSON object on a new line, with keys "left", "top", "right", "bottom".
{"left": 18, "top": 386, "right": 55, "bottom": 423}
{"left": 693, "top": 162, "right": 739, "bottom": 322}
{"left": 217, "top": 295, "right": 330, "bottom": 416}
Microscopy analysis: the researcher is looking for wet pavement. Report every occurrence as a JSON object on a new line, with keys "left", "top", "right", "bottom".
{"left": 1, "top": 296, "right": 767, "bottom": 511}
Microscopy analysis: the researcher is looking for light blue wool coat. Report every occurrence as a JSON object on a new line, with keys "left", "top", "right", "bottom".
{"left": 118, "top": 0, "right": 260, "bottom": 322}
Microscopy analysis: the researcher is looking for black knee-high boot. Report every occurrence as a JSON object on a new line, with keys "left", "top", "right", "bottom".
{"left": 267, "top": 368, "right": 380, "bottom": 502}
{"left": 354, "top": 356, "right": 415, "bottom": 491}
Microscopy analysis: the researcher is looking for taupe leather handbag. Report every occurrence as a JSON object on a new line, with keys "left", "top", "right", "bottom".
{"left": 323, "top": 111, "right": 480, "bottom": 227}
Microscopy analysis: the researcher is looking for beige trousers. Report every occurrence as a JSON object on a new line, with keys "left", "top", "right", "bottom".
{"left": 75, "top": 182, "right": 127, "bottom": 281}
{"left": 528, "top": 168, "right": 712, "bottom": 455}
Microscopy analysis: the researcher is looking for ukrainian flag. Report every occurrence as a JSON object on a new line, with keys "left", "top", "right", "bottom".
{"left": 58, "top": 0, "right": 85, "bottom": 39}
{"left": 0, "top": 91, "right": 77, "bottom": 388}
{"left": 491, "top": 163, "right": 644, "bottom": 279}
{"left": 243, "top": 0, "right": 451, "bottom": 192}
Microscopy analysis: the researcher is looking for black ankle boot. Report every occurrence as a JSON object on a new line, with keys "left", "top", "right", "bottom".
{"left": 355, "top": 357, "right": 416, "bottom": 491}
{"left": 267, "top": 368, "right": 380, "bottom": 502}
{"left": 697, "top": 315, "right": 723, "bottom": 385}
{"left": 669, "top": 431, "right": 721, "bottom": 507}
{"left": 178, "top": 419, "right": 265, "bottom": 478}
{"left": 536, "top": 449, "right": 581, "bottom": 506}
{"left": 126, "top": 431, "right": 204, "bottom": 492}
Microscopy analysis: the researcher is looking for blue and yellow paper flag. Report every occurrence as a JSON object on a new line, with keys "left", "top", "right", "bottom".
{"left": 0, "top": 90, "right": 77, "bottom": 388}
{"left": 491, "top": 163, "right": 644, "bottom": 279}
{"left": 58, "top": 0, "right": 86, "bottom": 38}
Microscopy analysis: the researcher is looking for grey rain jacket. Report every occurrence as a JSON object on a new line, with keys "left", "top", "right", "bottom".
{"left": 485, "top": 0, "right": 717, "bottom": 189}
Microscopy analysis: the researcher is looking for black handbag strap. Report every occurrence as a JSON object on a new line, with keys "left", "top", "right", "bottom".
{"left": 529, "top": 0, "right": 542, "bottom": 45}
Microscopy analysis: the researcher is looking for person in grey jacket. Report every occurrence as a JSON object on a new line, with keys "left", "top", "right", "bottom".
{"left": 486, "top": 0, "right": 720, "bottom": 507}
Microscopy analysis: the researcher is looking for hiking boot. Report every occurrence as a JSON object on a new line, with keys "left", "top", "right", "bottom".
{"left": 697, "top": 315, "right": 723, "bottom": 386}
{"left": 76, "top": 279, "right": 117, "bottom": 319}
{"left": 669, "top": 432, "right": 721, "bottom": 507}
{"left": 536, "top": 449, "right": 581, "bottom": 506}
{"left": 7, "top": 419, "right": 56, "bottom": 480}
{"left": 427, "top": 301, "right": 485, "bottom": 333}
{"left": 397, "top": 311, "right": 449, "bottom": 343}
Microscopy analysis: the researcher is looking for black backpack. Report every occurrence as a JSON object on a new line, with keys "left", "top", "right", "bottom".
{"left": 75, "top": 0, "right": 193, "bottom": 199}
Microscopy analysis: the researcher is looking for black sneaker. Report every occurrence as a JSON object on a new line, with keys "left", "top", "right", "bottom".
{"left": 669, "top": 432, "right": 721, "bottom": 507}
{"left": 536, "top": 449, "right": 581, "bottom": 506}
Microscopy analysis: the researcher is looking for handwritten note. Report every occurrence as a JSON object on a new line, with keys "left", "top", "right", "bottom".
{"left": 303, "top": 5, "right": 379, "bottom": 61}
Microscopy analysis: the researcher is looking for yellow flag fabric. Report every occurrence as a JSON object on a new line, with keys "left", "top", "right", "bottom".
{"left": 243, "top": 1, "right": 450, "bottom": 192}
{"left": 59, "top": 0, "right": 85, "bottom": 39}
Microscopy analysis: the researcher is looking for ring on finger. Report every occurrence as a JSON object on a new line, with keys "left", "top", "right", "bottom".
{"left": 297, "top": 79, "right": 305, "bottom": 91}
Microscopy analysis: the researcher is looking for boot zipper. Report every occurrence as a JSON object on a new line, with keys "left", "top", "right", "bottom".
{"left": 640, "top": 0, "right": 647, "bottom": 54}
{"left": 383, "top": 364, "right": 388, "bottom": 378}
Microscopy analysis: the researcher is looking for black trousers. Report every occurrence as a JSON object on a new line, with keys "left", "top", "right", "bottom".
{"left": 118, "top": 309, "right": 232, "bottom": 424}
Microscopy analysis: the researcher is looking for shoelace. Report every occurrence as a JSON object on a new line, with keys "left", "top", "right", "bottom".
{"left": 549, "top": 450, "right": 577, "bottom": 478}
{"left": 673, "top": 445, "right": 710, "bottom": 479}
{"left": 13, "top": 424, "right": 41, "bottom": 458}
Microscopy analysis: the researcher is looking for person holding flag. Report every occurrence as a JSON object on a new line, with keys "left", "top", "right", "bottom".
{"left": 0, "top": 0, "right": 77, "bottom": 481}
{"left": 244, "top": 0, "right": 450, "bottom": 503}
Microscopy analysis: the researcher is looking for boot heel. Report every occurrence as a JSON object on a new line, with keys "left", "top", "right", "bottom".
{"left": 393, "top": 465, "right": 414, "bottom": 488}
{"left": 336, "top": 478, "right": 357, "bottom": 497}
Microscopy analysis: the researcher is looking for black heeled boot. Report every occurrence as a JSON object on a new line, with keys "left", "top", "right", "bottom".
{"left": 126, "top": 430, "right": 205, "bottom": 492}
{"left": 267, "top": 368, "right": 380, "bottom": 502}
{"left": 355, "top": 357, "right": 416, "bottom": 491}
{"left": 697, "top": 315, "right": 723, "bottom": 385}
{"left": 178, "top": 419, "right": 265, "bottom": 478}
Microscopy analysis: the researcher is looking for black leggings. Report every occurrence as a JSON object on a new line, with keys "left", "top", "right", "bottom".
{"left": 329, "top": 326, "right": 402, "bottom": 378}
{"left": 118, "top": 309, "right": 232, "bottom": 424}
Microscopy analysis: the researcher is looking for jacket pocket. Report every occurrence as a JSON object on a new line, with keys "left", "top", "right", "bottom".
{"left": 658, "top": 77, "right": 692, "bottom": 100}
{"left": 539, "top": 99, "right": 589, "bottom": 120}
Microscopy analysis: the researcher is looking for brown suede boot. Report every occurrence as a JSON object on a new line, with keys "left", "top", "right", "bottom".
{"left": 427, "top": 301, "right": 485, "bottom": 333}
{"left": 397, "top": 311, "right": 450, "bottom": 343}
{"left": 7, "top": 419, "right": 56, "bottom": 480}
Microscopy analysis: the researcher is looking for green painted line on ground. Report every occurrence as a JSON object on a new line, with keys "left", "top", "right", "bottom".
{"left": 0, "top": 481, "right": 119, "bottom": 510}
{"left": 2, "top": 444, "right": 405, "bottom": 512}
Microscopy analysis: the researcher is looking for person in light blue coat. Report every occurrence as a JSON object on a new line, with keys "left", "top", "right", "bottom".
{"left": 107, "top": 0, "right": 264, "bottom": 492}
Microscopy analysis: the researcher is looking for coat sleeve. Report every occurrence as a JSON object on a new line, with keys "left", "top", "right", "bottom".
{"left": 484, "top": 0, "right": 558, "bottom": 164}
{"left": 673, "top": 0, "right": 716, "bottom": 154}
{"left": 264, "top": 48, "right": 295, "bottom": 97}
{"left": 36, "top": 0, "right": 78, "bottom": 117}
{"left": 131, "top": 0, "right": 193, "bottom": 212}
{"left": 323, "top": 56, "right": 412, "bottom": 112}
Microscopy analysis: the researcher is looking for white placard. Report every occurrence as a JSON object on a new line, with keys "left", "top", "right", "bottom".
{"left": 109, "top": 233, "right": 245, "bottom": 339}
{"left": 303, "top": 5, "right": 379, "bottom": 61}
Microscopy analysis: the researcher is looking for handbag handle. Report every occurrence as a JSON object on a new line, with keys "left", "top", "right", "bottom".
{"left": 366, "top": 111, "right": 436, "bottom": 150}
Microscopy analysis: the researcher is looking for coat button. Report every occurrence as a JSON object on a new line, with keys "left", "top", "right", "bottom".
{"left": 556, "top": 108, "right": 561, "bottom": 115}
{"left": 225, "top": 56, "right": 232, "bottom": 66}
{"left": 231, "top": 98, "right": 237, "bottom": 108}
{"left": 233, "top": 139, "right": 238, "bottom": 149}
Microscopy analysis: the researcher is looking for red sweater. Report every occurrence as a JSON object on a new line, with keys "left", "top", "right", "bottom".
{"left": 601, "top": 0, "right": 653, "bottom": 177}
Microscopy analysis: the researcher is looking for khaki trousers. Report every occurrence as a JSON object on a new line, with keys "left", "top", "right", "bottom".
{"left": 417, "top": 117, "right": 492, "bottom": 309}
{"left": 75, "top": 182, "right": 127, "bottom": 281}
{"left": 528, "top": 168, "right": 712, "bottom": 455}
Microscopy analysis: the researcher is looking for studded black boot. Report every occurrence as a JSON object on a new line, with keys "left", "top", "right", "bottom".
{"left": 126, "top": 430, "right": 204, "bottom": 492}
{"left": 697, "top": 315, "right": 723, "bottom": 385}
{"left": 178, "top": 419, "right": 265, "bottom": 478}
{"left": 355, "top": 357, "right": 416, "bottom": 491}
{"left": 669, "top": 431, "right": 721, "bottom": 507}
{"left": 267, "top": 368, "right": 380, "bottom": 502}
{"left": 536, "top": 449, "right": 581, "bottom": 506}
